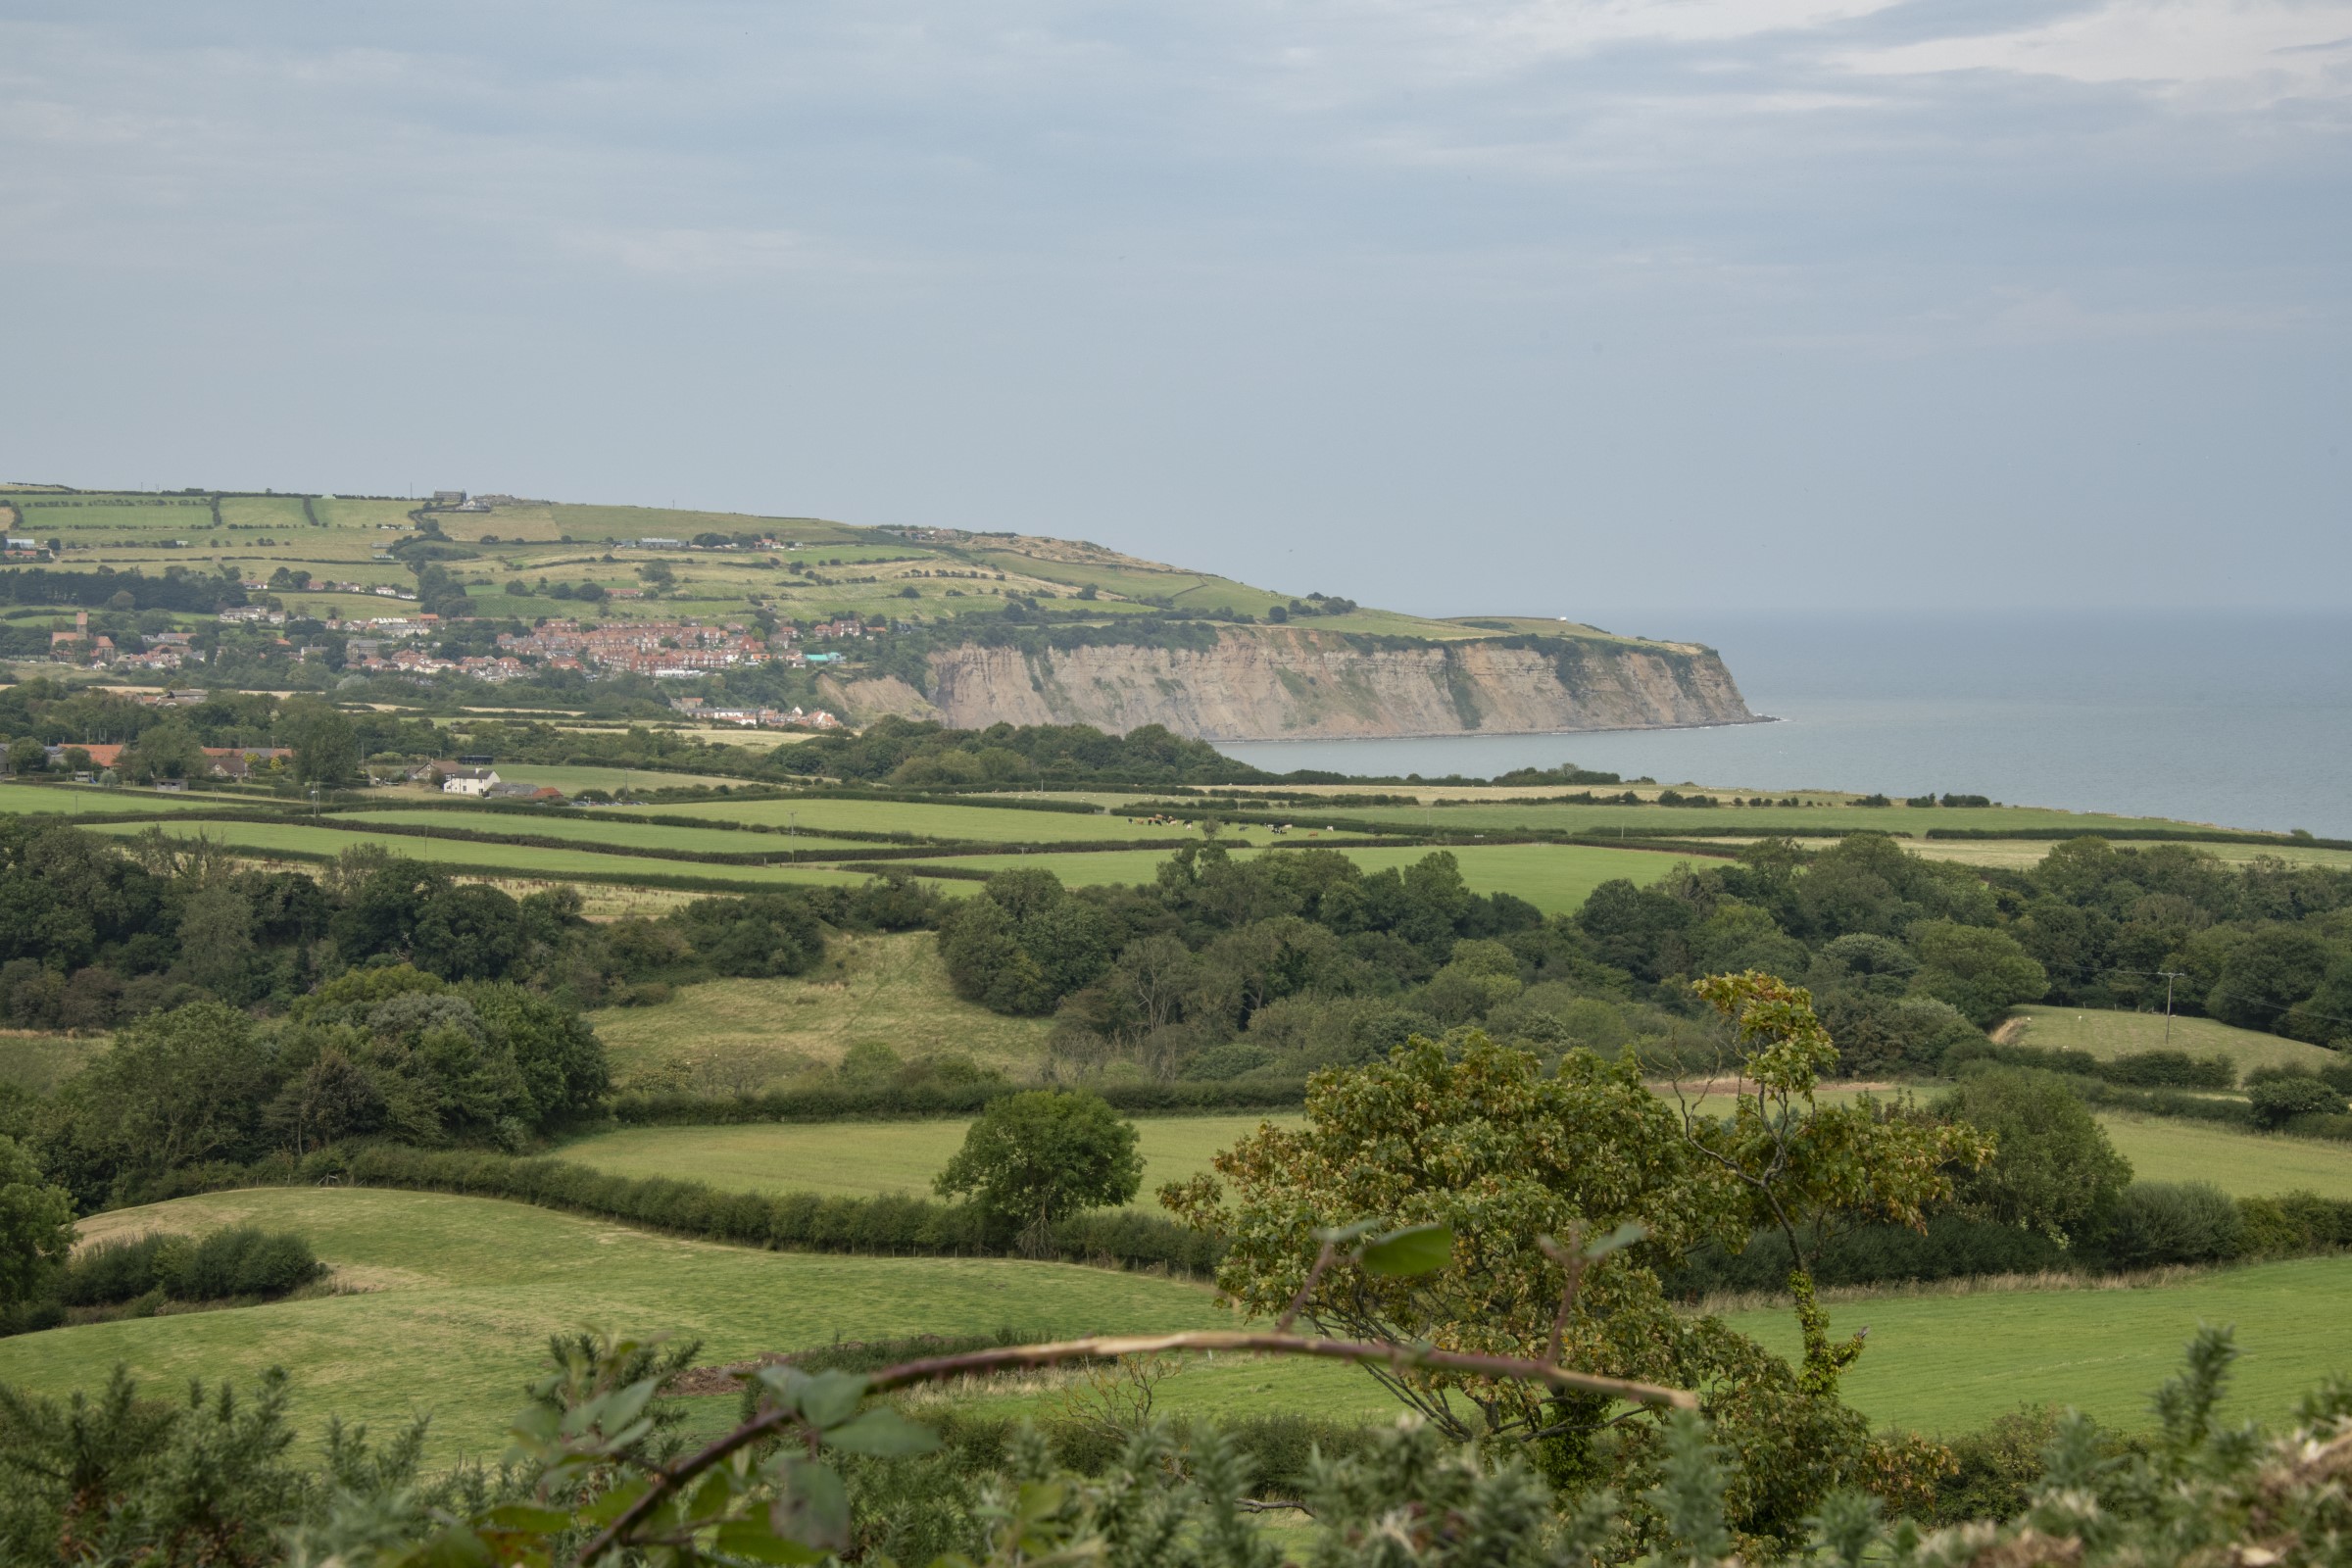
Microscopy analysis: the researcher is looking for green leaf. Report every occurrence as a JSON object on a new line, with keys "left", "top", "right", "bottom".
{"left": 575, "top": 1476, "right": 653, "bottom": 1525}
{"left": 601, "top": 1376, "right": 661, "bottom": 1434}
{"left": 1359, "top": 1222, "right": 1453, "bottom": 1277}
{"left": 479, "top": 1503, "right": 575, "bottom": 1533}
{"left": 768, "top": 1457, "right": 852, "bottom": 1552}
{"left": 1311, "top": 1217, "right": 1385, "bottom": 1246}
{"left": 392, "top": 1527, "right": 496, "bottom": 1568}
{"left": 1585, "top": 1221, "right": 1647, "bottom": 1259}
{"left": 795, "top": 1369, "right": 869, "bottom": 1429}
{"left": 712, "top": 1520, "right": 828, "bottom": 1565}
{"left": 824, "top": 1407, "right": 942, "bottom": 1456}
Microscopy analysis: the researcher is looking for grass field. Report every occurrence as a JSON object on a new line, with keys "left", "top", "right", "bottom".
{"left": 342, "top": 808, "right": 868, "bottom": 858}
{"left": 558, "top": 1113, "right": 1299, "bottom": 1205}
{"left": 2094, "top": 1114, "right": 2352, "bottom": 1199}
{"left": 919, "top": 842, "right": 1690, "bottom": 914}
{"left": 2007, "top": 1004, "right": 2336, "bottom": 1077}
{"left": 0, "top": 1187, "right": 1396, "bottom": 1460}
{"left": 0, "top": 783, "right": 245, "bottom": 814}
{"left": 642, "top": 796, "right": 1201, "bottom": 844}
{"left": 0, "top": 1030, "right": 105, "bottom": 1093}
{"left": 1338, "top": 801, "right": 2242, "bottom": 839}
{"left": 1727, "top": 1255, "right": 2352, "bottom": 1434}
{"left": 79, "top": 818, "right": 900, "bottom": 893}
{"left": 1909, "top": 840, "right": 2352, "bottom": 872}
{"left": 590, "top": 931, "right": 1054, "bottom": 1089}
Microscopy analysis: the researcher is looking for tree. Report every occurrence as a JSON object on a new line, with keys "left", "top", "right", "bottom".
{"left": 119, "top": 718, "right": 204, "bottom": 784}
{"left": 938, "top": 870, "right": 1113, "bottom": 1015}
{"left": 0, "top": 1135, "right": 74, "bottom": 1306}
{"left": 285, "top": 703, "right": 360, "bottom": 788}
{"left": 934, "top": 1090, "right": 1142, "bottom": 1252}
{"left": 2248, "top": 1073, "right": 2345, "bottom": 1129}
{"left": 1934, "top": 1065, "right": 2133, "bottom": 1245}
{"left": 1907, "top": 920, "right": 2048, "bottom": 1026}
{"left": 2206, "top": 927, "right": 2330, "bottom": 1033}
{"left": 5, "top": 737, "right": 44, "bottom": 777}
{"left": 1165, "top": 988, "right": 1978, "bottom": 1547}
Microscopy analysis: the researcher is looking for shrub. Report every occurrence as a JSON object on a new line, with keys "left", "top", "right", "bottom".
{"left": 169, "top": 1227, "right": 324, "bottom": 1300}
{"left": 2098, "top": 1181, "right": 2243, "bottom": 1270}
{"left": 1936, "top": 1065, "right": 2133, "bottom": 1245}
{"left": 2248, "top": 1074, "right": 2347, "bottom": 1129}
{"left": 53, "top": 1233, "right": 181, "bottom": 1306}
{"left": 2101, "top": 1051, "right": 2234, "bottom": 1089}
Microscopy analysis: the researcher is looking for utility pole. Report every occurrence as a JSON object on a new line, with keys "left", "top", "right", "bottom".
{"left": 2157, "top": 969, "right": 2187, "bottom": 1048}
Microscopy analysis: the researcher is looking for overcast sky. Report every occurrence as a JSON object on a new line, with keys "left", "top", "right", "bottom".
{"left": 3, "top": 1, "right": 2346, "bottom": 622}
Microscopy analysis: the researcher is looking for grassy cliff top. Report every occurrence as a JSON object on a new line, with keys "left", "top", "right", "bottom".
{"left": 0, "top": 487, "right": 1671, "bottom": 650}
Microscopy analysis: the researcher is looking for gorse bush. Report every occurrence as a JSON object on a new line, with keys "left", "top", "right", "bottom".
{"left": 2098, "top": 1180, "right": 2245, "bottom": 1270}
{"left": 51, "top": 1226, "right": 322, "bottom": 1307}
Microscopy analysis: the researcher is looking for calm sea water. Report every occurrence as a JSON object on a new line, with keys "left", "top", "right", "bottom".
{"left": 1213, "top": 612, "right": 2352, "bottom": 839}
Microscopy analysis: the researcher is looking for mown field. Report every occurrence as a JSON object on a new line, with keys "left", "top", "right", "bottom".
{"left": 558, "top": 1113, "right": 1299, "bottom": 1205}
{"left": 341, "top": 808, "right": 870, "bottom": 858}
{"left": 2094, "top": 1115, "right": 2352, "bottom": 1199}
{"left": 639, "top": 796, "right": 1220, "bottom": 844}
{"left": 1335, "top": 800, "right": 2241, "bottom": 839}
{"left": 916, "top": 842, "right": 1692, "bottom": 914}
{"left": 78, "top": 817, "right": 907, "bottom": 892}
{"left": 591, "top": 931, "right": 1053, "bottom": 1089}
{"left": 1729, "top": 1255, "right": 2352, "bottom": 1434}
{"left": 0, "top": 783, "right": 241, "bottom": 814}
{"left": 0, "top": 1187, "right": 1391, "bottom": 1461}
{"left": 2007, "top": 1004, "right": 2337, "bottom": 1077}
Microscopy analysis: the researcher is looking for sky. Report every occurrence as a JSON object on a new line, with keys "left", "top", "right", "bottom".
{"left": 2, "top": 0, "right": 2346, "bottom": 625}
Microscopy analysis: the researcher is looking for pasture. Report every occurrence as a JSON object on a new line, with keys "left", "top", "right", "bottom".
{"left": 0, "top": 1030, "right": 105, "bottom": 1093}
{"left": 78, "top": 817, "right": 901, "bottom": 892}
{"left": 1334, "top": 800, "right": 2230, "bottom": 839}
{"left": 641, "top": 795, "right": 1203, "bottom": 844}
{"left": 1727, "top": 1255, "right": 2352, "bottom": 1434}
{"left": 0, "top": 1187, "right": 1396, "bottom": 1460}
{"left": 2095, "top": 1114, "right": 2352, "bottom": 1200}
{"left": 557, "top": 1113, "right": 1299, "bottom": 1206}
{"left": 342, "top": 808, "right": 869, "bottom": 858}
{"left": 2007, "top": 1004, "right": 2336, "bottom": 1078}
{"left": 0, "top": 782, "right": 243, "bottom": 814}
{"left": 918, "top": 841, "right": 1691, "bottom": 914}
{"left": 589, "top": 930, "right": 1053, "bottom": 1089}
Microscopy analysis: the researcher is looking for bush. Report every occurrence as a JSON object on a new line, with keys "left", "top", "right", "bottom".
{"left": 2101, "top": 1051, "right": 2234, "bottom": 1089}
{"left": 2098, "top": 1181, "right": 2243, "bottom": 1270}
{"left": 1665, "top": 1213, "right": 2067, "bottom": 1298}
{"left": 170, "top": 1227, "right": 325, "bottom": 1300}
{"left": 2249, "top": 1073, "right": 2347, "bottom": 1128}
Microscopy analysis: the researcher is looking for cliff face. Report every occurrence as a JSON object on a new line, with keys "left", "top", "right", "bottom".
{"left": 852, "top": 628, "right": 1756, "bottom": 741}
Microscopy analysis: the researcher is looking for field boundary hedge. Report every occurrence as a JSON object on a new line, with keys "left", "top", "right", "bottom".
{"left": 161, "top": 1146, "right": 1225, "bottom": 1276}
{"left": 1925, "top": 825, "right": 2351, "bottom": 852}
{"left": 606, "top": 1077, "right": 1311, "bottom": 1126}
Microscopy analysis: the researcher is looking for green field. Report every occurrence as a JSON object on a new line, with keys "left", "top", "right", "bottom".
{"left": 80, "top": 818, "right": 898, "bottom": 892}
{"left": 1728, "top": 1255, "right": 2352, "bottom": 1434}
{"left": 452, "top": 762, "right": 756, "bottom": 793}
{"left": 0, "top": 783, "right": 246, "bottom": 814}
{"left": 0, "top": 1187, "right": 1395, "bottom": 1460}
{"left": 641, "top": 796, "right": 1205, "bottom": 844}
{"left": 1338, "top": 801, "right": 2236, "bottom": 840}
{"left": 919, "top": 842, "right": 1690, "bottom": 914}
{"left": 0, "top": 1030, "right": 105, "bottom": 1093}
{"left": 342, "top": 808, "right": 868, "bottom": 858}
{"left": 558, "top": 1113, "right": 1299, "bottom": 1206}
{"left": 590, "top": 930, "right": 1053, "bottom": 1089}
{"left": 2009, "top": 1004, "right": 2336, "bottom": 1077}
{"left": 2095, "top": 1114, "right": 2352, "bottom": 1199}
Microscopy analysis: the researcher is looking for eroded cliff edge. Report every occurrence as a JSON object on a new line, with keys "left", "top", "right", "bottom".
{"left": 830, "top": 627, "right": 1757, "bottom": 741}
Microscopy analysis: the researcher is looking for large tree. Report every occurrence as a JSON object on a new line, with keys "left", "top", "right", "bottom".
{"left": 934, "top": 1090, "right": 1142, "bottom": 1253}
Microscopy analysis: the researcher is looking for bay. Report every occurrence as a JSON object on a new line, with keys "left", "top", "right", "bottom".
{"left": 1213, "top": 611, "right": 2352, "bottom": 839}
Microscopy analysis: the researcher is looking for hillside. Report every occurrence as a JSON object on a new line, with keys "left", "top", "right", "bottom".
{"left": 0, "top": 486, "right": 1755, "bottom": 739}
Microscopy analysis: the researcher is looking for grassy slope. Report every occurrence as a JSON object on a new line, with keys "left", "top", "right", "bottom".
{"left": 591, "top": 931, "right": 1053, "bottom": 1088}
{"left": 641, "top": 797, "right": 1208, "bottom": 844}
{"left": 2096, "top": 1115, "right": 2352, "bottom": 1199}
{"left": 557, "top": 1114, "right": 1300, "bottom": 1207}
{"left": 1727, "top": 1256, "right": 2352, "bottom": 1434}
{"left": 342, "top": 808, "right": 869, "bottom": 858}
{"left": 0, "top": 1031, "right": 105, "bottom": 1093}
{"left": 78, "top": 818, "right": 902, "bottom": 892}
{"left": 921, "top": 843, "right": 1690, "bottom": 915}
{"left": 0, "top": 1188, "right": 1394, "bottom": 1460}
{"left": 2008, "top": 1004, "right": 2337, "bottom": 1077}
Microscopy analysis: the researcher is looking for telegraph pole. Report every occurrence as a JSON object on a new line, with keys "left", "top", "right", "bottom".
{"left": 2158, "top": 969, "right": 2187, "bottom": 1048}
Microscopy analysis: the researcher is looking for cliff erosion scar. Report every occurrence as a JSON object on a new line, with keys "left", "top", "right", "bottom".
{"left": 830, "top": 628, "right": 1756, "bottom": 741}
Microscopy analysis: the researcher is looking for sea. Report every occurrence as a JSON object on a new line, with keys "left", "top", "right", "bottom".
{"left": 1212, "top": 611, "right": 2352, "bottom": 840}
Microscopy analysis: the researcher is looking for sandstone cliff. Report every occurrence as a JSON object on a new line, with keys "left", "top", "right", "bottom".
{"left": 834, "top": 627, "right": 1755, "bottom": 741}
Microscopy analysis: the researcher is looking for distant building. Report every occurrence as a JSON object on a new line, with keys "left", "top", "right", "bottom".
{"left": 432, "top": 490, "right": 466, "bottom": 506}
{"left": 438, "top": 765, "right": 500, "bottom": 797}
